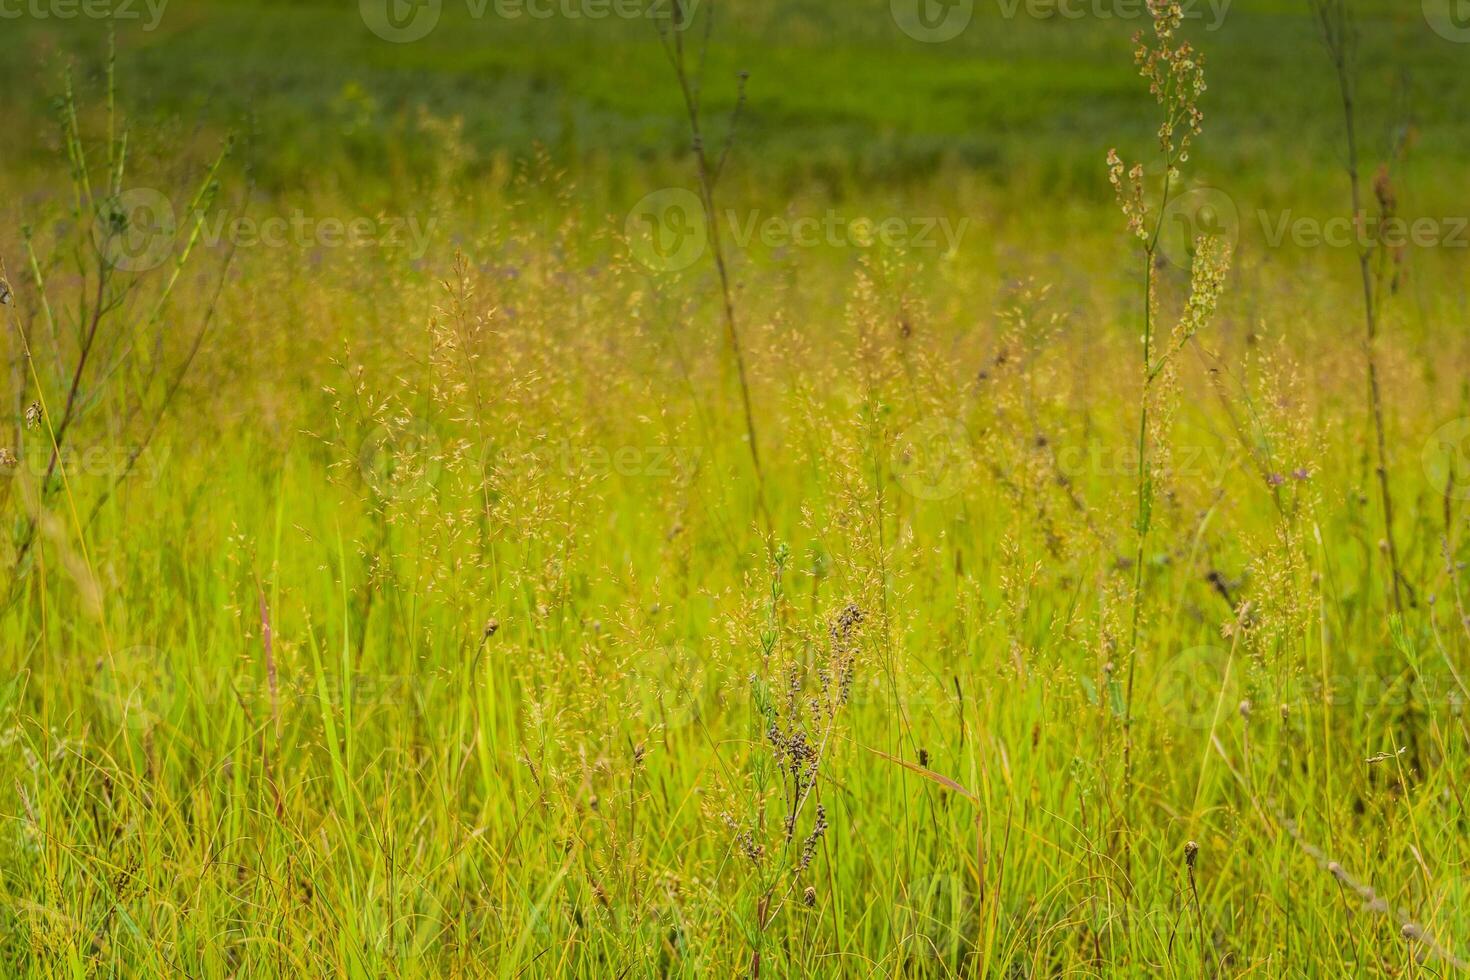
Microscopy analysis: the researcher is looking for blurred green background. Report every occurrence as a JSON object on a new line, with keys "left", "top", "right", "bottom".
{"left": 2, "top": 0, "right": 1464, "bottom": 204}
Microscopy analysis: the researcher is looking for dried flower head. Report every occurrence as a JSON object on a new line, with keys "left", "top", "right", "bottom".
{"left": 1108, "top": 1, "right": 1210, "bottom": 241}
{"left": 1136, "top": 0, "right": 1207, "bottom": 169}
{"left": 1373, "top": 165, "right": 1397, "bottom": 220}
{"left": 1107, "top": 149, "right": 1150, "bottom": 242}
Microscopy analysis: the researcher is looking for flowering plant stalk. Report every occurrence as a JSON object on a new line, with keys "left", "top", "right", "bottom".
{"left": 1105, "top": 0, "right": 1230, "bottom": 860}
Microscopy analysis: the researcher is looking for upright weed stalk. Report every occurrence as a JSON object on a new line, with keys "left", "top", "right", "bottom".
{"left": 1105, "top": 0, "right": 1219, "bottom": 859}
{"left": 1306, "top": 0, "right": 1406, "bottom": 614}
{"left": 658, "top": 0, "right": 773, "bottom": 547}
{"left": 4, "top": 40, "right": 231, "bottom": 593}
{"left": 737, "top": 573, "right": 863, "bottom": 978}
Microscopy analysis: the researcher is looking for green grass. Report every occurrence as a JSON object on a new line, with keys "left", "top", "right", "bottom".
{"left": 0, "top": 0, "right": 1468, "bottom": 976}
{"left": 4, "top": 0, "right": 1467, "bottom": 191}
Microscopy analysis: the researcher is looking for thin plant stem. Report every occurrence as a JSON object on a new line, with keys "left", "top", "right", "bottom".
{"left": 661, "top": 0, "right": 774, "bottom": 550}
{"left": 1308, "top": 0, "right": 1405, "bottom": 614}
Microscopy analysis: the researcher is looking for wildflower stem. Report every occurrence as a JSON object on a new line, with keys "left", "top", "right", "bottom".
{"left": 662, "top": 0, "right": 774, "bottom": 551}
{"left": 1308, "top": 0, "right": 1405, "bottom": 614}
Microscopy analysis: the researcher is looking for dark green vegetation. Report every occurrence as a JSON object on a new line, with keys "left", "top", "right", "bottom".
{"left": 4, "top": 0, "right": 1465, "bottom": 193}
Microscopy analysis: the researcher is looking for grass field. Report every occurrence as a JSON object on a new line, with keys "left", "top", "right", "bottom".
{"left": 0, "top": 0, "right": 1468, "bottom": 976}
